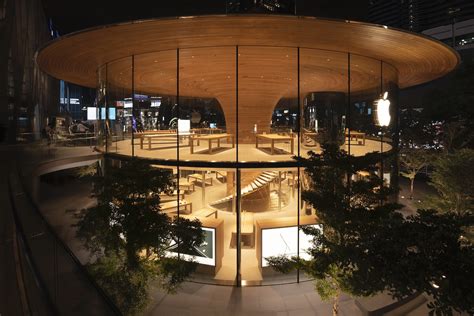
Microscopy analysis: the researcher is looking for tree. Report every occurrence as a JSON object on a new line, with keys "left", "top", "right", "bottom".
{"left": 399, "top": 148, "right": 432, "bottom": 199}
{"left": 267, "top": 144, "right": 474, "bottom": 315}
{"left": 74, "top": 159, "right": 204, "bottom": 315}
{"left": 371, "top": 209, "right": 474, "bottom": 315}
{"left": 426, "top": 149, "right": 474, "bottom": 216}
{"left": 268, "top": 143, "right": 403, "bottom": 316}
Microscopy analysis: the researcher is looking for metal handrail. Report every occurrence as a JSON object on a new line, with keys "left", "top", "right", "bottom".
{"left": 11, "top": 163, "right": 123, "bottom": 316}
{"left": 8, "top": 175, "right": 59, "bottom": 316}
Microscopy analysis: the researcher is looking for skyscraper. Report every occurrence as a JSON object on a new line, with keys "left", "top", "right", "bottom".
{"left": 227, "top": 0, "right": 296, "bottom": 14}
{"left": 368, "top": 0, "right": 474, "bottom": 32}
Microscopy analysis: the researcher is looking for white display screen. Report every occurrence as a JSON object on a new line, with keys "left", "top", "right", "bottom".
{"left": 178, "top": 119, "right": 191, "bottom": 133}
{"left": 165, "top": 227, "right": 215, "bottom": 266}
{"left": 151, "top": 99, "right": 161, "bottom": 107}
{"left": 87, "top": 107, "right": 98, "bottom": 120}
{"left": 124, "top": 99, "right": 133, "bottom": 108}
{"left": 87, "top": 107, "right": 116, "bottom": 120}
{"left": 261, "top": 224, "right": 321, "bottom": 267}
{"left": 101, "top": 108, "right": 116, "bottom": 120}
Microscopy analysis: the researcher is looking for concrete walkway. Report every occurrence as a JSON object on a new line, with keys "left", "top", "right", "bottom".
{"left": 145, "top": 281, "right": 361, "bottom": 316}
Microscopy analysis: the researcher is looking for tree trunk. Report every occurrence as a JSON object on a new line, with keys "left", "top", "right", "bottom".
{"left": 332, "top": 294, "right": 339, "bottom": 316}
{"left": 410, "top": 177, "right": 415, "bottom": 199}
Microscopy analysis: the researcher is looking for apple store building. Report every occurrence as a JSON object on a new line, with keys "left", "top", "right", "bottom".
{"left": 37, "top": 15, "right": 458, "bottom": 286}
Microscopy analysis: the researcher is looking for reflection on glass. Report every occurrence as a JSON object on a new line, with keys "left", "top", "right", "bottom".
{"left": 107, "top": 58, "right": 132, "bottom": 154}
{"left": 349, "top": 55, "right": 382, "bottom": 155}
{"left": 96, "top": 65, "right": 107, "bottom": 152}
{"left": 133, "top": 51, "right": 178, "bottom": 159}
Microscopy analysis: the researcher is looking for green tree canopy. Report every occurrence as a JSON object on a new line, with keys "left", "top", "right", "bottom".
{"left": 75, "top": 159, "right": 204, "bottom": 314}
{"left": 426, "top": 149, "right": 474, "bottom": 215}
{"left": 269, "top": 143, "right": 403, "bottom": 315}
{"left": 399, "top": 148, "right": 432, "bottom": 199}
{"left": 267, "top": 144, "right": 474, "bottom": 315}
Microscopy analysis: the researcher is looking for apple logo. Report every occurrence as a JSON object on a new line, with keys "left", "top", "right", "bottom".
{"left": 376, "top": 91, "right": 391, "bottom": 127}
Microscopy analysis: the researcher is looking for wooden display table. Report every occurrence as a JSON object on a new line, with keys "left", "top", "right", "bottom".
{"left": 133, "top": 130, "right": 174, "bottom": 144}
{"left": 160, "top": 200, "right": 192, "bottom": 214}
{"left": 159, "top": 190, "right": 185, "bottom": 201}
{"left": 191, "top": 128, "right": 224, "bottom": 135}
{"left": 140, "top": 132, "right": 193, "bottom": 150}
{"left": 187, "top": 173, "right": 213, "bottom": 186}
{"left": 256, "top": 133, "right": 294, "bottom": 155}
{"left": 345, "top": 129, "right": 366, "bottom": 145}
{"left": 231, "top": 212, "right": 255, "bottom": 249}
{"left": 176, "top": 179, "right": 196, "bottom": 192}
{"left": 190, "top": 133, "right": 235, "bottom": 154}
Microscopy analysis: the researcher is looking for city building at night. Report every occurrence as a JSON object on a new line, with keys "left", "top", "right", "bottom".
{"left": 36, "top": 15, "right": 458, "bottom": 286}
{"left": 227, "top": 0, "right": 296, "bottom": 14}
{"left": 0, "top": 0, "right": 58, "bottom": 143}
{"left": 368, "top": 0, "right": 474, "bottom": 32}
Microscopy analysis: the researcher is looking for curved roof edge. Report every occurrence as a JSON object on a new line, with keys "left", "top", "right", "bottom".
{"left": 36, "top": 14, "right": 460, "bottom": 89}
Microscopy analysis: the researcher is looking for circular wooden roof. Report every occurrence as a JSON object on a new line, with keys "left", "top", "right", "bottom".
{"left": 37, "top": 15, "right": 459, "bottom": 90}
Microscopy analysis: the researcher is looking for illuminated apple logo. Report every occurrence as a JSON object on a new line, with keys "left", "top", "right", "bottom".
{"left": 376, "top": 92, "right": 391, "bottom": 127}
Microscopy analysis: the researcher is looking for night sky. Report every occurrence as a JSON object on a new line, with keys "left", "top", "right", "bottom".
{"left": 42, "top": 0, "right": 369, "bottom": 35}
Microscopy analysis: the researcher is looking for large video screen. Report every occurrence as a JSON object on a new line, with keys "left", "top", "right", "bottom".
{"left": 261, "top": 224, "right": 322, "bottom": 267}
{"left": 165, "top": 227, "right": 215, "bottom": 266}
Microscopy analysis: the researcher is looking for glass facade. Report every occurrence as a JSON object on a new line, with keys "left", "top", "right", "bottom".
{"left": 97, "top": 46, "right": 399, "bottom": 286}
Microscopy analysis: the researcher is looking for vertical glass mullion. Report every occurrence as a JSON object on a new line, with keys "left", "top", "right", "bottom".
{"left": 347, "top": 53, "right": 351, "bottom": 158}
{"left": 176, "top": 48, "right": 181, "bottom": 262}
{"left": 104, "top": 63, "right": 108, "bottom": 153}
{"left": 380, "top": 60, "right": 384, "bottom": 194}
{"left": 297, "top": 47, "right": 301, "bottom": 283}
{"left": 235, "top": 45, "right": 241, "bottom": 287}
{"left": 131, "top": 55, "right": 135, "bottom": 157}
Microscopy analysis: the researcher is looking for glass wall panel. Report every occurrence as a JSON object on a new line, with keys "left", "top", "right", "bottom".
{"left": 299, "top": 48, "right": 348, "bottom": 281}
{"left": 238, "top": 46, "right": 298, "bottom": 162}
{"left": 134, "top": 50, "right": 177, "bottom": 160}
{"left": 349, "top": 55, "right": 382, "bottom": 156}
{"left": 179, "top": 47, "right": 236, "bottom": 163}
{"left": 299, "top": 49, "right": 349, "bottom": 157}
{"left": 178, "top": 46, "right": 237, "bottom": 284}
{"left": 106, "top": 57, "right": 132, "bottom": 154}
{"left": 242, "top": 167, "right": 299, "bottom": 284}
{"left": 176, "top": 166, "right": 237, "bottom": 285}
{"left": 98, "top": 45, "right": 400, "bottom": 286}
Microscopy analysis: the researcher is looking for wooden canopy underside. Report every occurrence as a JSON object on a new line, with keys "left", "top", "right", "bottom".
{"left": 37, "top": 15, "right": 459, "bottom": 138}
